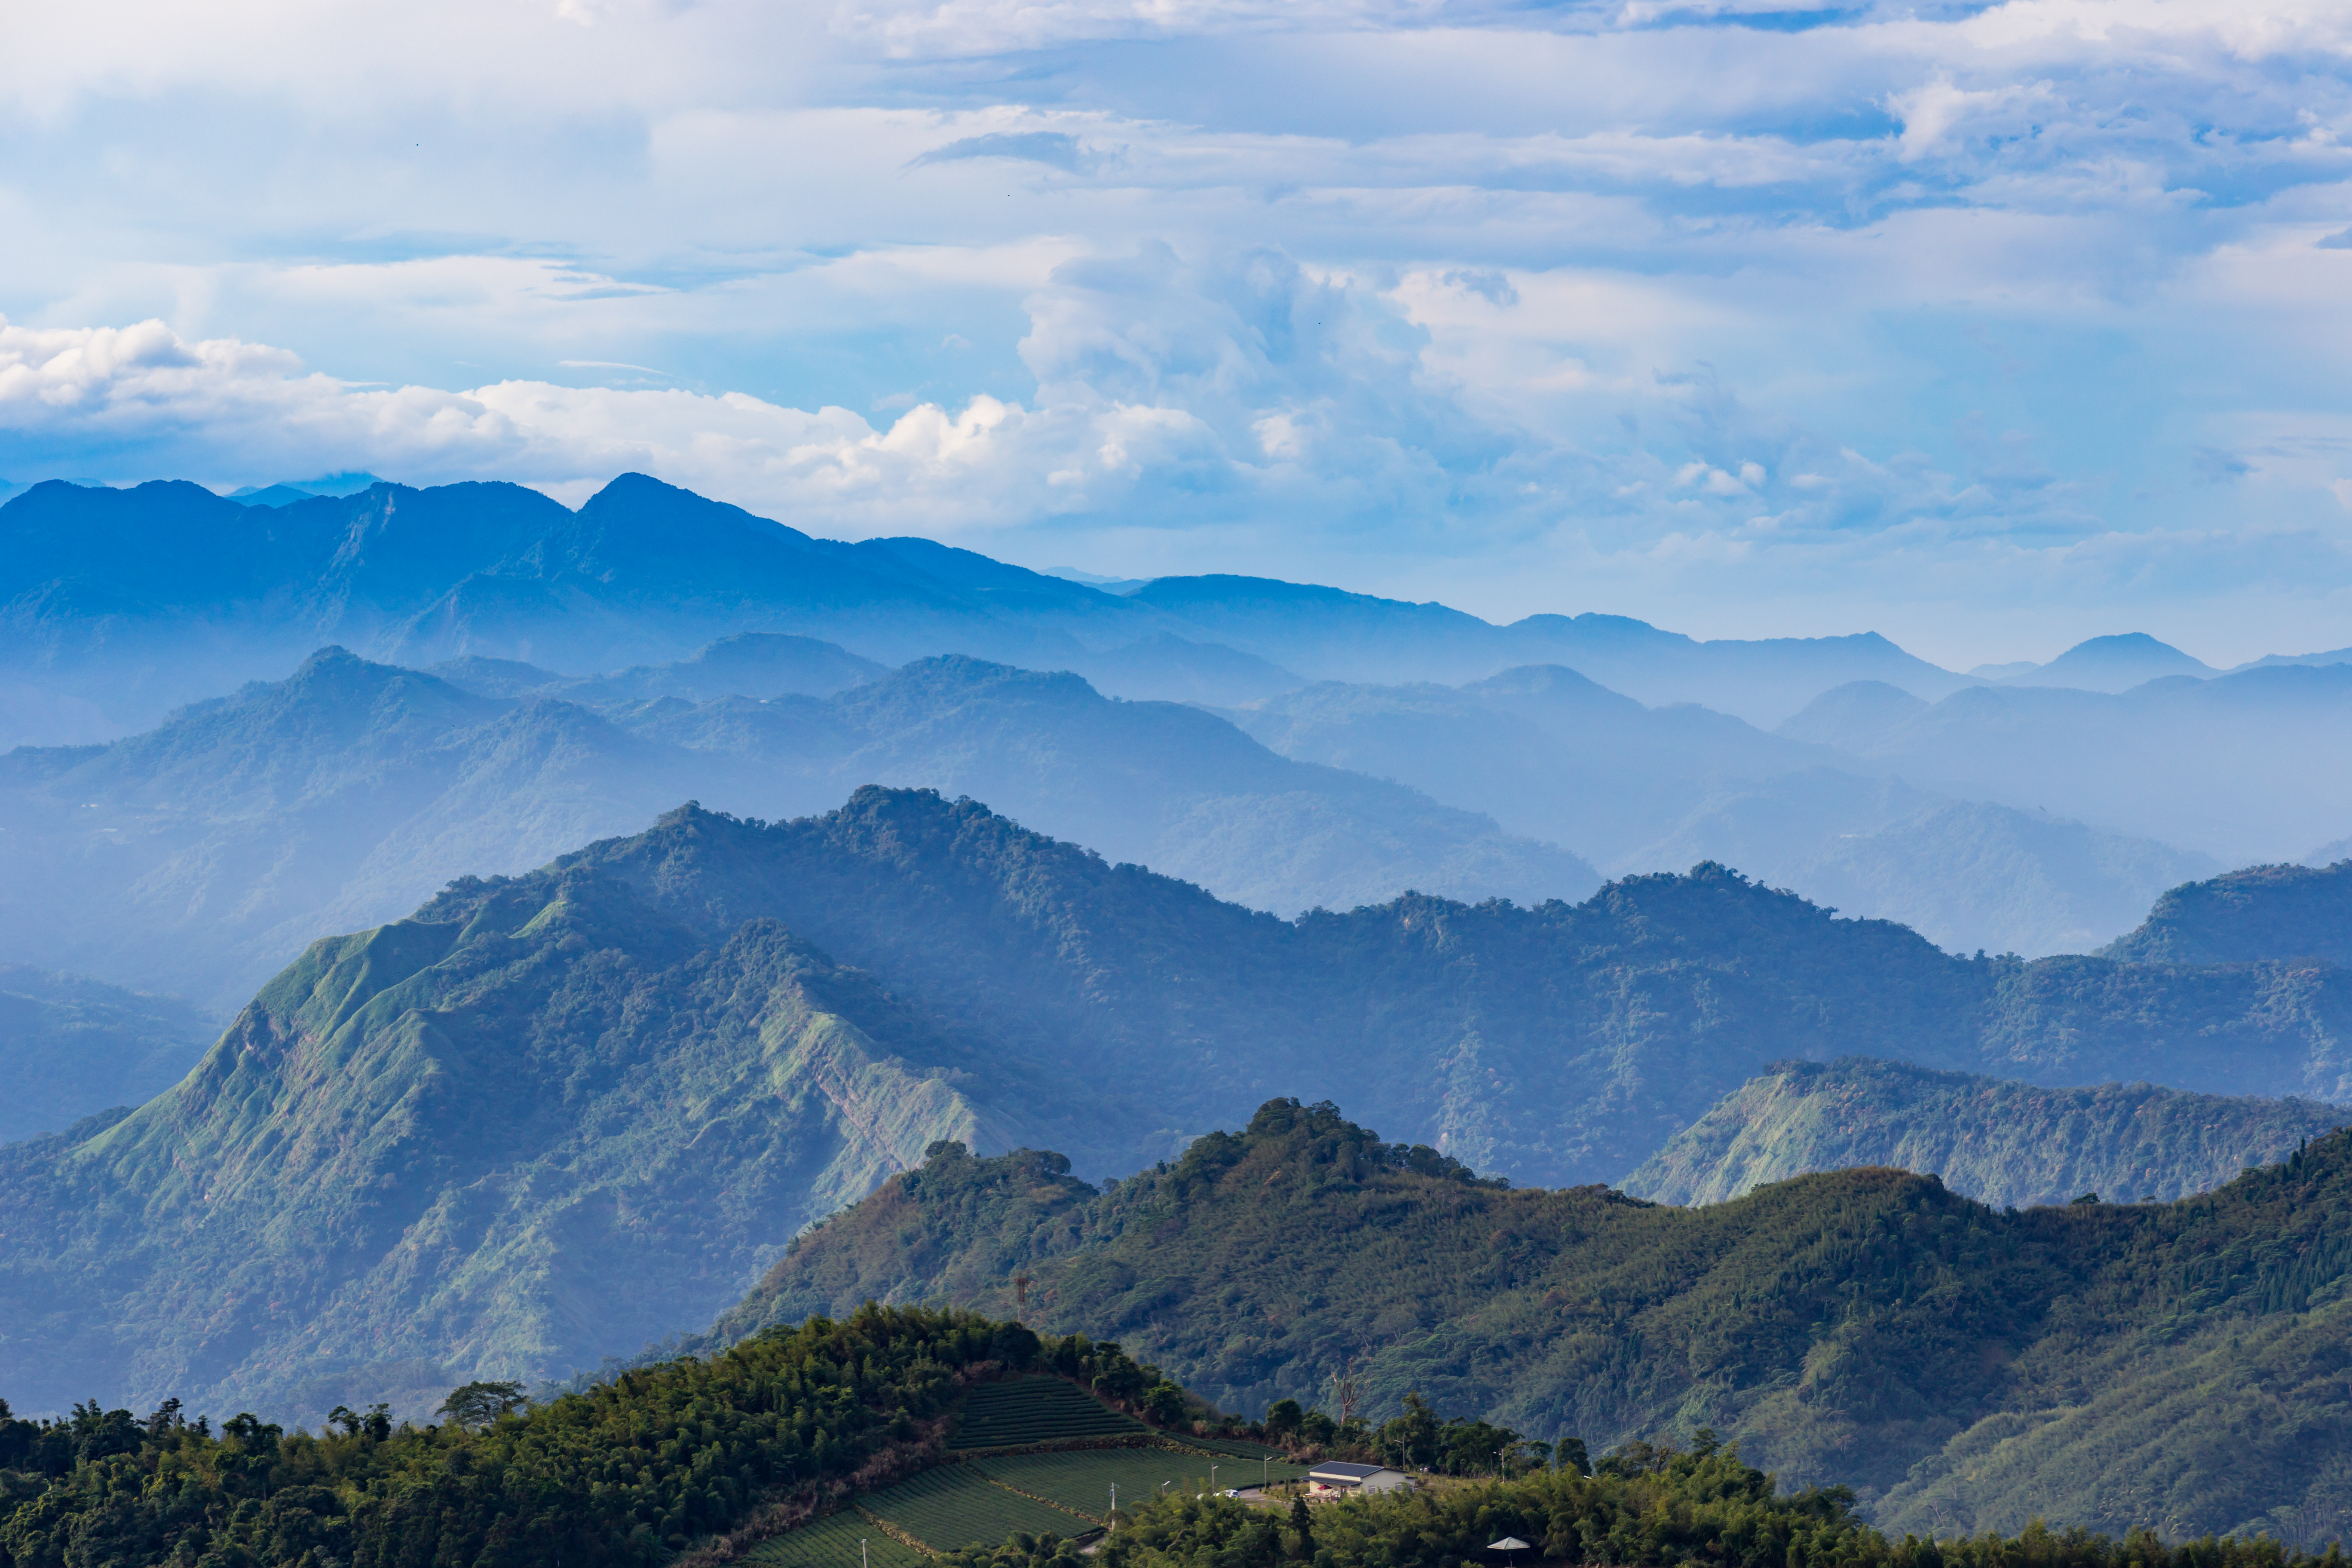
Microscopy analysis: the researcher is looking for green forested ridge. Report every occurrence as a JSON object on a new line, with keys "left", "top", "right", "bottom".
{"left": 726, "top": 1098, "right": 2352, "bottom": 1541}
{"left": 1098, "top": 1445, "right": 2343, "bottom": 1568}
{"left": 1623, "top": 1057, "right": 2348, "bottom": 1209}
{"left": 0, "top": 1308, "right": 1262, "bottom": 1568}
{"left": 0, "top": 1305, "right": 1035, "bottom": 1568}
{"left": 12, "top": 784, "right": 2352, "bottom": 1427}
{"left": 2104, "top": 862, "right": 2352, "bottom": 967}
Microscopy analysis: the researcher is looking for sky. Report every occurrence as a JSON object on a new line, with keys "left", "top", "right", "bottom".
{"left": 3, "top": 0, "right": 2351, "bottom": 668}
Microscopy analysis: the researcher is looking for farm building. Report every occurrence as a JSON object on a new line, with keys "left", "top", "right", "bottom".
{"left": 1307, "top": 1462, "right": 1412, "bottom": 1495}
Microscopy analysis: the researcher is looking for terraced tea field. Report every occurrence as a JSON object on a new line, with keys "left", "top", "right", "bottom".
{"left": 973, "top": 1446, "right": 1248, "bottom": 1519}
{"left": 743, "top": 1510, "right": 934, "bottom": 1568}
{"left": 1183, "top": 1436, "right": 1296, "bottom": 1464}
{"left": 947, "top": 1376, "right": 1148, "bottom": 1450}
{"left": 861, "top": 1464, "right": 1090, "bottom": 1552}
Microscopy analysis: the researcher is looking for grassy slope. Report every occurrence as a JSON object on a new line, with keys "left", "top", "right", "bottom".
{"left": 1623, "top": 1057, "right": 2349, "bottom": 1208}
{"left": 726, "top": 1099, "right": 2352, "bottom": 1540}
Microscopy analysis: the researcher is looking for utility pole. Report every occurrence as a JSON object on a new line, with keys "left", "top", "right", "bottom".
{"left": 861, "top": 1541, "right": 868, "bottom": 1568}
{"left": 1014, "top": 1274, "right": 1031, "bottom": 1320}
{"left": 1109, "top": 1483, "right": 1118, "bottom": 1527}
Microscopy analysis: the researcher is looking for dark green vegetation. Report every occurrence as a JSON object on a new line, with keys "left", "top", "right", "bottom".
{"left": 0, "top": 647, "right": 1587, "bottom": 1009}
{"left": 1099, "top": 1443, "right": 2344, "bottom": 1568}
{"left": 730, "top": 1097, "right": 2352, "bottom": 1540}
{"left": 0, "top": 1299, "right": 1304, "bottom": 1568}
{"left": 1624, "top": 1057, "right": 2347, "bottom": 1209}
{"left": 15, "top": 784, "right": 2352, "bottom": 1425}
{"left": 2104, "top": 861, "right": 2352, "bottom": 967}
{"left": 0, "top": 965, "right": 213, "bottom": 1142}
{"left": 0, "top": 1305, "right": 1011, "bottom": 1568}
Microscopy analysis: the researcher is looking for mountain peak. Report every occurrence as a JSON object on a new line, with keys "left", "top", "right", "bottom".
{"left": 2003, "top": 633, "right": 2215, "bottom": 692}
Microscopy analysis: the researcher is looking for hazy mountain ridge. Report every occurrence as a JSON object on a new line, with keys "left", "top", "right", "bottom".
{"left": 1235, "top": 670, "right": 2218, "bottom": 955}
{"left": 1, "top": 474, "right": 1990, "bottom": 751}
{"left": 547, "top": 792, "right": 2352, "bottom": 1177}
{"left": 0, "top": 648, "right": 1592, "bottom": 1008}
{"left": 0, "top": 965, "right": 216, "bottom": 1143}
{"left": 723, "top": 1097, "right": 2352, "bottom": 1541}
{"left": 1779, "top": 667, "right": 2352, "bottom": 864}
{"left": 1621, "top": 1057, "right": 2347, "bottom": 1209}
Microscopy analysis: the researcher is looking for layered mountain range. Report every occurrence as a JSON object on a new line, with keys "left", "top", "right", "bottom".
{"left": 8, "top": 472, "right": 2352, "bottom": 977}
{"left": 0, "top": 648, "right": 1589, "bottom": 1011}
{"left": 0, "top": 472, "right": 1971, "bottom": 747}
{"left": 7, "top": 788, "right": 2352, "bottom": 1433}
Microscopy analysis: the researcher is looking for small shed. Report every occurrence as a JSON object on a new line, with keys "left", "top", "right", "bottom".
{"left": 1307, "top": 1462, "right": 1412, "bottom": 1495}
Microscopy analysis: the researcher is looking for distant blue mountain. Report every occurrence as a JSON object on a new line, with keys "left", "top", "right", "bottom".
{"left": 0, "top": 473, "right": 1978, "bottom": 749}
{"left": 1995, "top": 632, "right": 2216, "bottom": 692}
{"left": 225, "top": 471, "right": 385, "bottom": 505}
{"left": 0, "top": 644, "right": 1591, "bottom": 1007}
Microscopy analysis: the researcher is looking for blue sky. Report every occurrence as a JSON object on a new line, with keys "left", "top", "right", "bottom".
{"left": 3, "top": 0, "right": 2351, "bottom": 668}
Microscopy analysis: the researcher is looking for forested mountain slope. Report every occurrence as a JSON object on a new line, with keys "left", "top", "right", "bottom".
{"left": 2103, "top": 860, "right": 2352, "bottom": 966}
{"left": 1622, "top": 1057, "right": 2346, "bottom": 1208}
{"left": 726, "top": 1099, "right": 2352, "bottom": 1542}
{"left": 551, "top": 790, "right": 2352, "bottom": 1184}
{"left": 0, "top": 866, "right": 1163, "bottom": 1425}
{"left": 0, "top": 966, "right": 215, "bottom": 1142}
{"left": 0, "top": 649, "right": 1586, "bottom": 1008}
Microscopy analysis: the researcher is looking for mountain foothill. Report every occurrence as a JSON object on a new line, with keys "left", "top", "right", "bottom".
{"left": 11, "top": 474, "right": 2352, "bottom": 1554}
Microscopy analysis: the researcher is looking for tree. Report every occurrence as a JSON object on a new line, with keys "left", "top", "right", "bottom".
{"left": 1265, "top": 1399, "right": 1304, "bottom": 1442}
{"left": 1556, "top": 1436, "right": 1590, "bottom": 1476}
{"left": 435, "top": 1380, "right": 528, "bottom": 1429}
{"left": 1142, "top": 1381, "right": 1189, "bottom": 1427}
{"left": 1289, "top": 1494, "right": 1315, "bottom": 1560}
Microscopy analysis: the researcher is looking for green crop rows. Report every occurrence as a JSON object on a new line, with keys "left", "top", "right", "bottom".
{"left": 947, "top": 1376, "right": 1147, "bottom": 1450}
{"left": 973, "top": 1446, "right": 1280, "bottom": 1519}
{"left": 1178, "top": 1437, "right": 1300, "bottom": 1467}
{"left": 744, "top": 1510, "right": 935, "bottom": 1568}
{"left": 862, "top": 1464, "right": 1090, "bottom": 1552}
